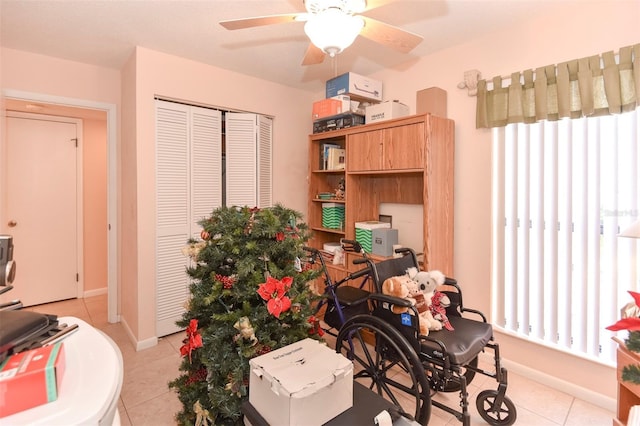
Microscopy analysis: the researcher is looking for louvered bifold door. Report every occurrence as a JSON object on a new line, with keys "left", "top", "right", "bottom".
{"left": 257, "top": 115, "right": 273, "bottom": 208}
{"left": 191, "top": 107, "right": 222, "bottom": 232}
{"left": 225, "top": 113, "right": 273, "bottom": 208}
{"left": 156, "top": 100, "right": 222, "bottom": 337}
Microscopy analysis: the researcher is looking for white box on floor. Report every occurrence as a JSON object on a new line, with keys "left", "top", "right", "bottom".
{"left": 249, "top": 338, "right": 353, "bottom": 426}
{"left": 365, "top": 100, "right": 410, "bottom": 124}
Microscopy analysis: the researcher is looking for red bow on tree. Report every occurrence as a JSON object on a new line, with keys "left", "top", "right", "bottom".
{"left": 180, "top": 319, "right": 203, "bottom": 362}
{"left": 257, "top": 276, "right": 293, "bottom": 318}
{"left": 607, "top": 291, "right": 640, "bottom": 331}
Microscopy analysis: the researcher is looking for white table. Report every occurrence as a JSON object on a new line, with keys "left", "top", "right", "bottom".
{"left": 3, "top": 316, "right": 123, "bottom": 425}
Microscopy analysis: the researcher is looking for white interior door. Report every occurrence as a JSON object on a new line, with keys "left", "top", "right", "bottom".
{"left": 2, "top": 113, "right": 80, "bottom": 306}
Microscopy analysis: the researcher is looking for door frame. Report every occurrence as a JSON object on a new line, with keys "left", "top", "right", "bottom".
{"left": 3, "top": 89, "right": 118, "bottom": 323}
{"left": 6, "top": 111, "right": 84, "bottom": 302}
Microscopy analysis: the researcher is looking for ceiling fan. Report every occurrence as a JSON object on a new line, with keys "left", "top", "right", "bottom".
{"left": 219, "top": 0, "right": 423, "bottom": 65}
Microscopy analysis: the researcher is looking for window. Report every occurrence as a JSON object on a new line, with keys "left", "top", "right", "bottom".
{"left": 492, "top": 108, "right": 639, "bottom": 365}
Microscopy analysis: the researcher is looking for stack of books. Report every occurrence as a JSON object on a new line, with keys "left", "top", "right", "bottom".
{"left": 321, "top": 143, "right": 345, "bottom": 170}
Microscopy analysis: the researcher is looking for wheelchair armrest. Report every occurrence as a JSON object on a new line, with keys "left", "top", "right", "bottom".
{"left": 460, "top": 307, "right": 487, "bottom": 322}
{"left": 417, "top": 335, "right": 450, "bottom": 366}
{"left": 440, "top": 277, "right": 487, "bottom": 322}
{"left": 368, "top": 293, "right": 414, "bottom": 308}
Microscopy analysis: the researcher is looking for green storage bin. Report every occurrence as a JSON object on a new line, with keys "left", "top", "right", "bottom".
{"left": 355, "top": 221, "right": 391, "bottom": 253}
{"left": 322, "top": 203, "right": 344, "bottom": 229}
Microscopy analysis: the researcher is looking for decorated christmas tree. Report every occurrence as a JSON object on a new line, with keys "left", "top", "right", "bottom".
{"left": 607, "top": 291, "right": 640, "bottom": 384}
{"left": 169, "top": 205, "right": 324, "bottom": 425}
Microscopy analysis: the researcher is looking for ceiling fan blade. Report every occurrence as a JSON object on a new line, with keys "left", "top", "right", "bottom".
{"left": 359, "top": 15, "right": 423, "bottom": 54}
{"left": 363, "top": 0, "right": 396, "bottom": 12}
{"left": 302, "top": 43, "right": 325, "bottom": 66}
{"left": 220, "top": 13, "right": 303, "bottom": 30}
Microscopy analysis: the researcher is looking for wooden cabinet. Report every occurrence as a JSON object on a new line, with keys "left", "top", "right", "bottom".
{"left": 615, "top": 338, "right": 640, "bottom": 425}
{"left": 307, "top": 113, "right": 455, "bottom": 277}
{"left": 347, "top": 122, "right": 424, "bottom": 172}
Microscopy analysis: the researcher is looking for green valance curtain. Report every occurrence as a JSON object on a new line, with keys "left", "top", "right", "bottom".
{"left": 476, "top": 43, "right": 640, "bottom": 129}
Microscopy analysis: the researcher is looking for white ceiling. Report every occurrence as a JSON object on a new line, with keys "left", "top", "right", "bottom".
{"left": 0, "top": 0, "right": 584, "bottom": 94}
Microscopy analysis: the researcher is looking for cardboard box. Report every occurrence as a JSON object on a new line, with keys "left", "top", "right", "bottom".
{"left": 0, "top": 342, "right": 66, "bottom": 417}
{"left": 416, "top": 87, "right": 447, "bottom": 117}
{"left": 249, "top": 338, "right": 353, "bottom": 426}
{"left": 372, "top": 228, "right": 399, "bottom": 257}
{"left": 365, "top": 101, "right": 410, "bottom": 124}
{"left": 330, "top": 95, "right": 366, "bottom": 115}
{"left": 326, "top": 72, "right": 383, "bottom": 102}
{"left": 355, "top": 221, "right": 391, "bottom": 253}
{"left": 312, "top": 98, "right": 343, "bottom": 120}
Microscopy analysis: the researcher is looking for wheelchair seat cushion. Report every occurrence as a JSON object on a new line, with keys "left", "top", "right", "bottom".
{"left": 335, "top": 285, "right": 370, "bottom": 306}
{"left": 420, "top": 316, "right": 493, "bottom": 365}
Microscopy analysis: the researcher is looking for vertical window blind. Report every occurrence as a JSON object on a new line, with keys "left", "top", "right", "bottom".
{"left": 492, "top": 108, "right": 639, "bottom": 364}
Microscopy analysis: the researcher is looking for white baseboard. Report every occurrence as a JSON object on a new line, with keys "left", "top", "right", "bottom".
{"left": 480, "top": 352, "right": 616, "bottom": 412}
{"left": 119, "top": 316, "right": 159, "bottom": 351}
{"left": 136, "top": 335, "right": 159, "bottom": 351}
{"left": 83, "top": 287, "right": 107, "bottom": 298}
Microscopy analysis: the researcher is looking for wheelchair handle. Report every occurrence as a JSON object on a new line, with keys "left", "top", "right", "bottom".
{"left": 302, "top": 246, "right": 329, "bottom": 271}
{"left": 352, "top": 257, "right": 368, "bottom": 265}
{"left": 303, "top": 246, "right": 319, "bottom": 255}
{"left": 340, "top": 239, "right": 363, "bottom": 253}
{"left": 348, "top": 266, "right": 370, "bottom": 280}
{"left": 394, "top": 246, "right": 413, "bottom": 255}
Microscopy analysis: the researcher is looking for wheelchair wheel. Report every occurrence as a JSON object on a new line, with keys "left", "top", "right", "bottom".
{"left": 336, "top": 315, "right": 431, "bottom": 425}
{"left": 430, "top": 355, "right": 478, "bottom": 392}
{"left": 476, "top": 389, "right": 517, "bottom": 426}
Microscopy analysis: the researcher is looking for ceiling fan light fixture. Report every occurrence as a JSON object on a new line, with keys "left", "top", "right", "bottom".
{"left": 304, "top": 8, "right": 364, "bottom": 56}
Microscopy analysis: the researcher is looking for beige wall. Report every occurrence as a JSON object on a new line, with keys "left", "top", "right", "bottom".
{"left": 83, "top": 118, "right": 108, "bottom": 292}
{"left": 354, "top": 0, "right": 639, "bottom": 403}
{"left": 120, "top": 51, "right": 139, "bottom": 343}
{"left": 1, "top": 48, "right": 121, "bottom": 103}
{"left": 121, "top": 47, "right": 317, "bottom": 344}
{"left": 1, "top": 48, "right": 119, "bottom": 300}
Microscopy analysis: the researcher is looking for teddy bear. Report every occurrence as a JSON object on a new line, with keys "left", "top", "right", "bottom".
{"left": 383, "top": 274, "right": 434, "bottom": 336}
{"left": 381, "top": 275, "right": 416, "bottom": 314}
{"left": 406, "top": 267, "right": 453, "bottom": 331}
{"left": 403, "top": 277, "right": 439, "bottom": 336}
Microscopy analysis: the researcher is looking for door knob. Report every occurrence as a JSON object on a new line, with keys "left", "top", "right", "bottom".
{"left": 8, "top": 220, "right": 17, "bottom": 227}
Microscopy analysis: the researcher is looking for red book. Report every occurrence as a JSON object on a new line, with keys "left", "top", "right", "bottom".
{"left": 0, "top": 342, "right": 66, "bottom": 417}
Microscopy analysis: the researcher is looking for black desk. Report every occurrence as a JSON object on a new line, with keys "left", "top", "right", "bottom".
{"left": 242, "top": 381, "right": 421, "bottom": 426}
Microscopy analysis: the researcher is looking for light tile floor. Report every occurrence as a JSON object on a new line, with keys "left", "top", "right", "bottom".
{"left": 25, "top": 295, "right": 615, "bottom": 425}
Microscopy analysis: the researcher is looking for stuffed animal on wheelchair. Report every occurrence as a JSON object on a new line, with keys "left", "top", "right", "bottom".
{"left": 406, "top": 267, "right": 454, "bottom": 331}
{"left": 381, "top": 275, "right": 432, "bottom": 336}
{"left": 405, "top": 275, "right": 443, "bottom": 334}
{"left": 381, "top": 275, "right": 416, "bottom": 314}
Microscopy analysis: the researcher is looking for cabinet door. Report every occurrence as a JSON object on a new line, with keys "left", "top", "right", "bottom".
{"left": 383, "top": 122, "right": 424, "bottom": 170}
{"left": 347, "top": 123, "right": 424, "bottom": 171}
{"left": 347, "top": 130, "right": 384, "bottom": 171}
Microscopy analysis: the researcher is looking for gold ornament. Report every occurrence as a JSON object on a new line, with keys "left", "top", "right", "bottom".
{"left": 193, "top": 401, "right": 211, "bottom": 426}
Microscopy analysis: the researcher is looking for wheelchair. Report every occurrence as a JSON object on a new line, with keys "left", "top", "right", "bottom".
{"left": 305, "top": 242, "right": 516, "bottom": 426}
